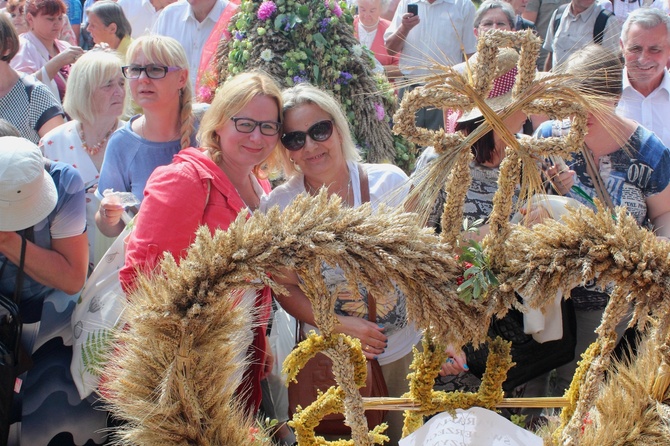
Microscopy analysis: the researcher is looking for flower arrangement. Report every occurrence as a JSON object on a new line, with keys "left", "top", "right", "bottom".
{"left": 216, "top": 0, "right": 416, "bottom": 171}
{"left": 456, "top": 218, "right": 499, "bottom": 303}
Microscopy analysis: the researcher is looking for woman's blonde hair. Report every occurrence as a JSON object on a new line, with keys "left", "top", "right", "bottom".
{"left": 126, "top": 35, "right": 194, "bottom": 149}
{"left": 63, "top": 49, "right": 126, "bottom": 125}
{"left": 280, "top": 83, "right": 360, "bottom": 177}
{"left": 198, "top": 71, "right": 283, "bottom": 178}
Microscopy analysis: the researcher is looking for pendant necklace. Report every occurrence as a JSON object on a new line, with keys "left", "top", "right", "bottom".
{"left": 79, "top": 121, "right": 118, "bottom": 156}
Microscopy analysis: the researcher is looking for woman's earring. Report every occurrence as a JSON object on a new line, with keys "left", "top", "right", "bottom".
{"left": 289, "top": 158, "right": 294, "bottom": 162}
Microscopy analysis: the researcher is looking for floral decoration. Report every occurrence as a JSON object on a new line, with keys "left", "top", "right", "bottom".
{"left": 217, "top": 0, "right": 416, "bottom": 171}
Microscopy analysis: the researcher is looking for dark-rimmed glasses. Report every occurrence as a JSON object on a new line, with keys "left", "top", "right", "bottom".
{"left": 231, "top": 117, "right": 282, "bottom": 136}
{"left": 280, "top": 120, "right": 334, "bottom": 151}
{"left": 121, "top": 65, "right": 181, "bottom": 79}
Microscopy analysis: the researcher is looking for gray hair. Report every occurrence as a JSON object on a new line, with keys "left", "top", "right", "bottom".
{"left": 474, "top": 0, "right": 516, "bottom": 29}
{"left": 280, "top": 84, "right": 361, "bottom": 177}
{"left": 87, "top": 0, "right": 132, "bottom": 40}
{"left": 621, "top": 7, "right": 670, "bottom": 45}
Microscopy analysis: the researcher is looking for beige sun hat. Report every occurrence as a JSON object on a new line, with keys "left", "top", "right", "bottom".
{"left": 0, "top": 136, "right": 58, "bottom": 231}
{"left": 456, "top": 48, "right": 520, "bottom": 123}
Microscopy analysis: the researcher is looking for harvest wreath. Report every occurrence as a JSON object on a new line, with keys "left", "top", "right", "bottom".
{"left": 101, "top": 31, "right": 670, "bottom": 446}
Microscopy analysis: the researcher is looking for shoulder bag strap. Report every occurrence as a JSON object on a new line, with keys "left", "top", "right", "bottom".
{"left": 358, "top": 164, "right": 370, "bottom": 204}
{"left": 0, "top": 229, "right": 31, "bottom": 306}
{"left": 581, "top": 145, "right": 615, "bottom": 210}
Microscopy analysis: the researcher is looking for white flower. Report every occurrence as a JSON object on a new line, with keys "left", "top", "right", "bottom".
{"left": 260, "top": 49, "right": 274, "bottom": 62}
{"left": 351, "top": 44, "right": 363, "bottom": 57}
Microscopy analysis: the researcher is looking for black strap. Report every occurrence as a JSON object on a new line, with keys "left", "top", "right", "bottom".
{"left": 553, "top": 4, "right": 614, "bottom": 45}
{"left": 0, "top": 229, "right": 30, "bottom": 306}
{"left": 593, "top": 8, "right": 614, "bottom": 44}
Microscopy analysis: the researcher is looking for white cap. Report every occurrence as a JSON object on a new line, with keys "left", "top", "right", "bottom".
{"left": 0, "top": 137, "right": 57, "bottom": 231}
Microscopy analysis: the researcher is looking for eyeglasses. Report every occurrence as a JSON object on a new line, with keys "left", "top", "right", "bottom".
{"left": 121, "top": 64, "right": 181, "bottom": 79}
{"left": 231, "top": 117, "right": 282, "bottom": 136}
{"left": 280, "top": 120, "right": 334, "bottom": 151}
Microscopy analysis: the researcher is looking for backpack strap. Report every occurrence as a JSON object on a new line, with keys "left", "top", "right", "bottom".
{"left": 593, "top": 8, "right": 614, "bottom": 44}
{"left": 553, "top": 4, "right": 568, "bottom": 36}
{"left": 553, "top": 4, "right": 613, "bottom": 46}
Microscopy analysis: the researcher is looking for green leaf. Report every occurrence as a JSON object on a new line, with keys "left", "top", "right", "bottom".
{"left": 312, "top": 65, "right": 320, "bottom": 83}
{"left": 464, "top": 266, "right": 480, "bottom": 276}
{"left": 274, "top": 13, "right": 287, "bottom": 31}
{"left": 297, "top": 4, "right": 309, "bottom": 19}
{"left": 312, "top": 32, "right": 328, "bottom": 48}
{"left": 457, "top": 276, "right": 476, "bottom": 293}
{"left": 473, "top": 279, "right": 481, "bottom": 300}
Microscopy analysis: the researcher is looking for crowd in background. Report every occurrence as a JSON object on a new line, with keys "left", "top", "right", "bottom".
{"left": 1, "top": 0, "right": 670, "bottom": 445}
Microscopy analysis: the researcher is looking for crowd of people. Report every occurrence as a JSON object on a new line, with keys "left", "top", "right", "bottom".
{"left": 1, "top": 0, "right": 670, "bottom": 445}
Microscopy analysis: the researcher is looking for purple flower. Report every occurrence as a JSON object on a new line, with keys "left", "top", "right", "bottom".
{"left": 257, "top": 1, "right": 277, "bottom": 20}
{"left": 374, "top": 102, "right": 385, "bottom": 120}
{"left": 293, "top": 71, "right": 308, "bottom": 84}
{"left": 234, "top": 31, "right": 245, "bottom": 40}
{"left": 325, "top": 0, "right": 343, "bottom": 17}
{"left": 335, "top": 71, "right": 353, "bottom": 85}
{"left": 319, "top": 17, "right": 330, "bottom": 33}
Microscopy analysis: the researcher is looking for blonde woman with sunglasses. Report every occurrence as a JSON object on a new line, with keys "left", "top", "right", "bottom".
{"left": 260, "top": 83, "right": 422, "bottom": 446}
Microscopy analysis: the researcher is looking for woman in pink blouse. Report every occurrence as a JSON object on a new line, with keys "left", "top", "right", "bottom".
{"left": 11, "top": 0, "right": 83, "bottom": 101}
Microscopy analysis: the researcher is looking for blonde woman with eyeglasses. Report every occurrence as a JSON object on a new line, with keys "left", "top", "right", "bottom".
{"left": 118, "top": 71, "right": 283, "bottom": 414}
{"left": 95, "top": 35, "right": 198, "bottom": 238}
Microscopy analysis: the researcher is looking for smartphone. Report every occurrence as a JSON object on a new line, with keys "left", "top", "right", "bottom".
{"left": 407, "top": 3, "right": 418, "bottom": 16}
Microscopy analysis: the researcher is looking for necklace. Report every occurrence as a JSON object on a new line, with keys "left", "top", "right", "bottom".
{"left": 305, "top": 176, "right": 352, "bottom": 205}
{"left": 78, "top": 121, "right": 117, "bottom": 156}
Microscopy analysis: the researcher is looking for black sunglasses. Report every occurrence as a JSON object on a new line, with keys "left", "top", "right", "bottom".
{"left": 281, "top": 120, "right": 334, "bottom": 151}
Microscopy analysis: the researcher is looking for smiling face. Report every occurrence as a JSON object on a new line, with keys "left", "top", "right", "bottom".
{"left": 622, "top": 23, "right": 670, "bottom": 92}
{"left": 215, "top": 94, "right": 280, "bottom": 171}
{"left": 92, "top": 74, "right": 126, "bottom": 119}
{"left": 127, "top": 49, "right": 187, "bottom": 111}
{"left": 475, "top": 8, "right": 513, "bottom": 37}
{"left": 282, "top": 103, "right": 347, "bottom": 183}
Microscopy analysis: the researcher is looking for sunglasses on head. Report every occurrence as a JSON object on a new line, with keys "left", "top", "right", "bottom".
{"left": 280, "top": 120, "right": 334, "bottom": 151}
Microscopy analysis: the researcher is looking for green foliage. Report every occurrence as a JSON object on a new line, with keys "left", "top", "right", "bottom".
{"left": 456, "top": 218, "right": 499, "bottom": 303}
{"left": 81, "top": 329, "right": 114, "bottom": 376}
{"left": 219, "top": 0, "right": 416, "bottom": 170}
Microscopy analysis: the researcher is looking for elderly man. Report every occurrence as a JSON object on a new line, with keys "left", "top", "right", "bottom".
{"left": 384, "top": 0, "right": 477, "bottom": 130}
{"left": 616, "top": 8, "right": 670, "bottom": 148}
{"left": 543, "top": 0, "right": 621, "bottom": 70}
{"left": 152, "top": 0, "right": 228, "bottom": 88}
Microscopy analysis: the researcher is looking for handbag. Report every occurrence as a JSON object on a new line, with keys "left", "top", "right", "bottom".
{"left": 1, "top": 228, "right": 32, "bottom": 445}
{"left": 70, "top": 216, "right": 134, "bottom": 399}
{"left": 287, "top": 164, "right": 388, "bottom": 435}
{"left": 287, "top": 293, "right": 388, "bottom": 435}
{"left": 464, "top": 296, "right": 577, "bottom": 391}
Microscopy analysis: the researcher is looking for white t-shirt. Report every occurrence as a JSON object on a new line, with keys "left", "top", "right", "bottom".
{"left": 152, "top": 0, "right": 227, "bottom": 88}
{"left": 118, "top": 0, "right": 162, "bottom": 39}
{"left": 384, "top": 0, "right": 477, "bottom": 78}
{"left": 617, "top": 68, "right": 670, "bottom": 148}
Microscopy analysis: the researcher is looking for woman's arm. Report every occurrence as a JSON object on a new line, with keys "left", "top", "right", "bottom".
{"left": 646, "top": 185, "right": 670, "bottom": 239}
{"left": 274, "top": 269, "right": 388, "bottom": 360}
{"left": 119, "top": 163, "right": 212, "bottom": 291}
{"left": 0, "top": 231, "right": 88, "bottom": 295}
{"left": 37, "top": 115, "right": 65, "bottom": 138}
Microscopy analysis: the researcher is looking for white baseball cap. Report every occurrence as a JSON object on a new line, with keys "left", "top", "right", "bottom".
{"left": 0, "top": 136, "right": 58, "bottom": 231}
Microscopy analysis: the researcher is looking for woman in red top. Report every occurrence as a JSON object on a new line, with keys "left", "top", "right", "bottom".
{"left": 119, "top": 70, "right": 283, "bottom": 413}
{"left": 353, "top": 0, "right": 400, "bottom": 81}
